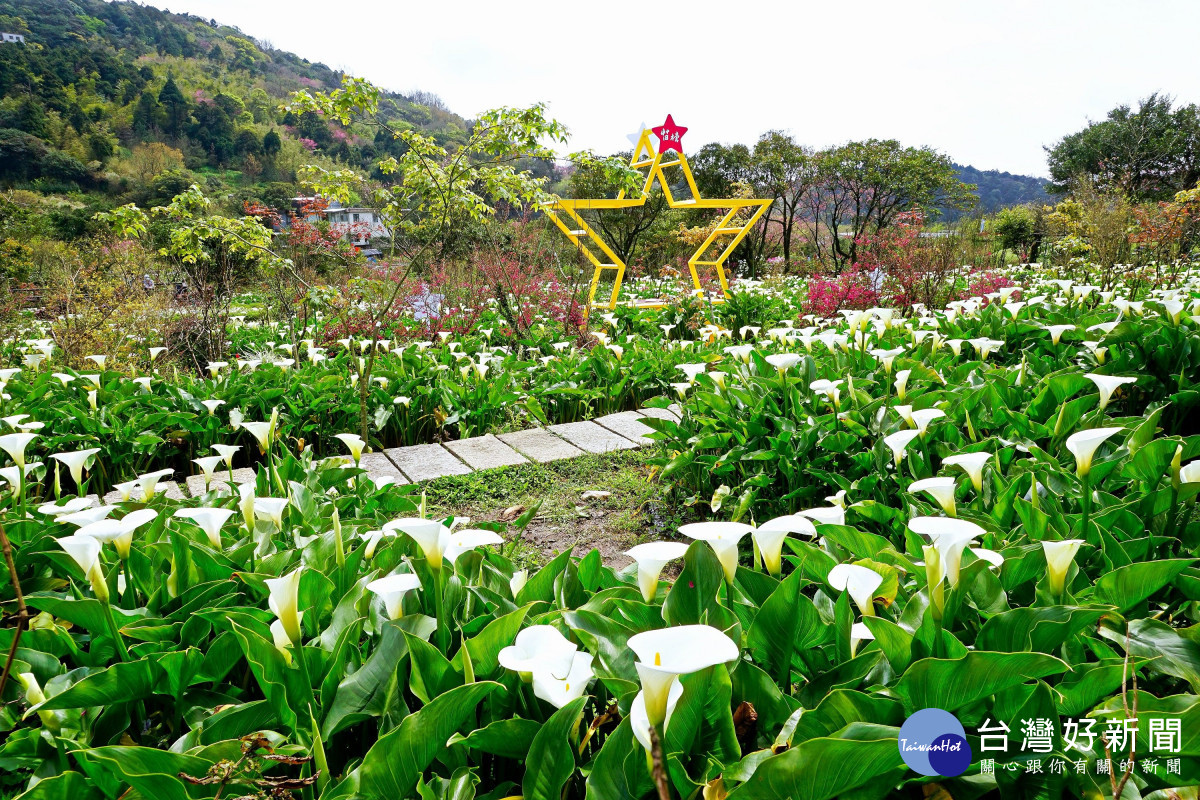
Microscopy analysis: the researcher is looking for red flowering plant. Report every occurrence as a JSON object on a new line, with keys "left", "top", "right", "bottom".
{"left": 803, "top": 267, "right": 880, "bottom": 317}
{"left": 469, "top": 211, "right": 587, "bottom": 340}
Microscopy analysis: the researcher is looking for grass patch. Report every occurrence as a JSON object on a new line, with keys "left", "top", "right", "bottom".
{"left": 423, "top": 447, "right": 687, "bottom": 568}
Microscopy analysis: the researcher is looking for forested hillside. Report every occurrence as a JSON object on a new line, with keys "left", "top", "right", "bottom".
{"left": 0, "top": 0, "right": 1053, "bottom": 243}
{"left": 944, "top": 162, "right": 1050, "bottom": 219}
{"left": 0, "top": 0, "right": 469, "bottom": 233}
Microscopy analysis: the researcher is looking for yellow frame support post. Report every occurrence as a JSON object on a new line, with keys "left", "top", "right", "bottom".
{"left": 543, "top": 119, "right": 772, "bottom": 318}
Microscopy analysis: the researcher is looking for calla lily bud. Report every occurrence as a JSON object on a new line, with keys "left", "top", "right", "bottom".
{"left": 265, "top": 566, "right": 304, "bottom": 645}
{"left": 1043, "top": 539, "right": 1084, "bottom": 598}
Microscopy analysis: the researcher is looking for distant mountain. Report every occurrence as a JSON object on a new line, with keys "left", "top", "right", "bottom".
{"left": 0, "top": 0, "right": 469, "bottom": 218}
{"left": 941, "top": 163, "right": 1050, "bottom": 220}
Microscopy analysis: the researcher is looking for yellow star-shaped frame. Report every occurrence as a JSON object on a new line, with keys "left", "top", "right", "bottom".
{"left": 543, "top": 127, "right": 771, "bottom": 317}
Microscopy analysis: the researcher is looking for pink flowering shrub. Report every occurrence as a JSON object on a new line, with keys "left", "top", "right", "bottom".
{"left": 804, "top": 268, "right": 881, "bottom": 317}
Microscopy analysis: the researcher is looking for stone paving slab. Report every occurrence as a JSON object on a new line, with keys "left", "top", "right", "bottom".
{"left": 498, "top": 428, "right": 585, "bottom": 463}
{"left": 593, "top": 411, "right": 656, "bottom": 446}
{"left": 444, "top": 434, "right": 529, "bottom": 470}
{"left": 548, "top": 421, "right": 639, "bottom": 453}
{"left": 359, "top": 452, "right": 409, "bottom": 483}
{"left": 185, "top": 474, "right": 217, "bottom": 497}
{"left": 385, "top": 443, "right": 472, "bottom": 482}
{"left": 637, "top": 406, "right": 680, "bottom": 423}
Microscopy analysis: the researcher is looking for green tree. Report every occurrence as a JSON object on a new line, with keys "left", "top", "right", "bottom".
{"left": 1046, "top": 93, "right": 1200, "bottom": 201}
{"left": 262, "top": 128, "right": 282, "bottom": 158}
{"left": 992, "top": 205, "right": 1037, "bottom": 256}
{"left": 289, "top": 76, "right": 633, "bottom": 438}
{"left": 749, "top": 131, "right": 816, "bottom": 270}
{"left": 690, "top": 141, "right": 753, "bottom": 197}
{"left": 246, "top": 88, "right": 273, "bottom": 124}
{"left": 0, "top": 128, "right": 47, "bottom": 181}
{"left": 40, "top": 150, "right": 90, "bottom": 186}
{"left": 566, "top": 150, "right": 668, "bottom": 266}
{"left": 131, "top": 89, "right": 160, "bottom": 135}
{"left": 156, "top": 75, "right": 189, "bottom": 138}
{"left": 806, "top": 139, "right": 976, "bottom": 268}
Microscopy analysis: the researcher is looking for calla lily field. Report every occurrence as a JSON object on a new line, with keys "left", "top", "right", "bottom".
{"left": 2, "top": 267, "right": 1200, "bottom": 800}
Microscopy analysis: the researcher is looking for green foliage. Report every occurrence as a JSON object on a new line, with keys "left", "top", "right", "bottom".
{"left": 1047, "top": 92, "right": 1200, "bottom": 201}
{"left": 993, "top": 204, "right": 1037, "bottom": 253}
{"left": 1, "top": 266, "right": 1199, "bottom": 799}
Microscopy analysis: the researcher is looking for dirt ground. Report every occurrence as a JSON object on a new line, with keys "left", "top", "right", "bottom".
{"left": 423, "top": 449, "right": 686, "bottom": 571}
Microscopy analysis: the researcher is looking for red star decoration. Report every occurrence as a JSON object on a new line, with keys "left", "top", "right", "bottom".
{"left": 651, "top": 114, "right": 688, "bottom": 154}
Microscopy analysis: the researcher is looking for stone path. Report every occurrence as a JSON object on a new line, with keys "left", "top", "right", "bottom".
{"left": 173, "top": 405, "right": 682, "bottom": 497}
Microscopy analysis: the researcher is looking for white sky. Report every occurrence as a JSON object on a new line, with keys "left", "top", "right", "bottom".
{"left": 140, "top": 0, "right": 1200, "bottom": 177}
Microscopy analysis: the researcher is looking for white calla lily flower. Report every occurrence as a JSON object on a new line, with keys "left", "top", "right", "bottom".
{"left": 908, "top": 477, "right": 958, "bottom": 516}
{"left": 59, "top": 505, "right": 115, "bottom": 528}
{"left": 254, "top": 497, "right": 288, "bottom": 528}
{"left": 942, "top": 451, "right": 992, "bottom": 492}
{"left": 1065, "top": 427, "right": 1124, "bottom": 477}
{"left": 509, "top": 569, "right": 528, "bottom": 596}
{"left": 678, "top": 521, "right": 753, "bottom": 583}
{"left": 971, "top": 547, "right": 1005, "bottom": 569}
{"left": 532, "top": 651, "right": 595, "bottom": 709}
{"left": 765, "top": 353, "right": 802, "bottom": 372}
{"left": 627, "top": 625, "right": 739, "bottom": 727}
{"left": 270, "top": 620, "right": 294, "bottom": 663}
{"left": 57, "top": 535, "right": 107, "bottom": 601}
{"left": 193, "top": 456, "right": 226, "bottom": 491}
{"left": 624, "top": 542, "right": 689, "bottom": 602}
{"left": 908, "top": 517, "right": 983, "bottom": 586}
{"left": 38, "top": 496, "right": 94, "bottom": 517}
{"left": 50, "top": 448, "right": 100, "bottom": 490}
{"left": 135, "top": 468, "right": 173, "bottom": 501}
{"left": 384, "top": 519, "right": 502, "bottom": 570}
{"left": 0, "top": 432, "right": 38, "bottom": 468}
{"left": 175, "top": 507, "right": 235, "bottom": 549}
{"left": 213, "top": 444, "right": 240, "bottom": 471}
{"left": 241, "top": 421, "right": 273, "bottom": 454}
{"left": 752, "top": 514, "right": 817, "bottom": 576}
{"left": 1044, "top": 324, "right": 1075, "bottom": 345}
{"left": 366, "top": 572, "right": 422, "bottom": 619}
{"left": 850, "top": 621, "right": 875, "bottom": 657}
{"left": 77, "top": 508, "right": 156, "bottom": 559}
{"left": 911, "top": 408, "right": 946, "bottom": 436}
{"left": 798, "top": 505, "right": 845, "bottom": 527}
{"left": 1083, "top": 373, "right": 1136, "bottom": 412}
{"left": 827, "top": 563, "right": 883, "bottom": 617}
{"left": 883, "top": 429, "right": 920, "bottom": 465}
{"left": 499, "top": 625, "right": 578, "bottom": 680}
{"left": 631, "top": 680, "right": 685, "bottom": 751}
{"left": 334, "top": 433, "right": 366, "bottom": 464}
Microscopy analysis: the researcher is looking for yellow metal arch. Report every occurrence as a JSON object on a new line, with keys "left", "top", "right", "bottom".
{"left": 543, "top": 127, "right": 772, "bottom": 316}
